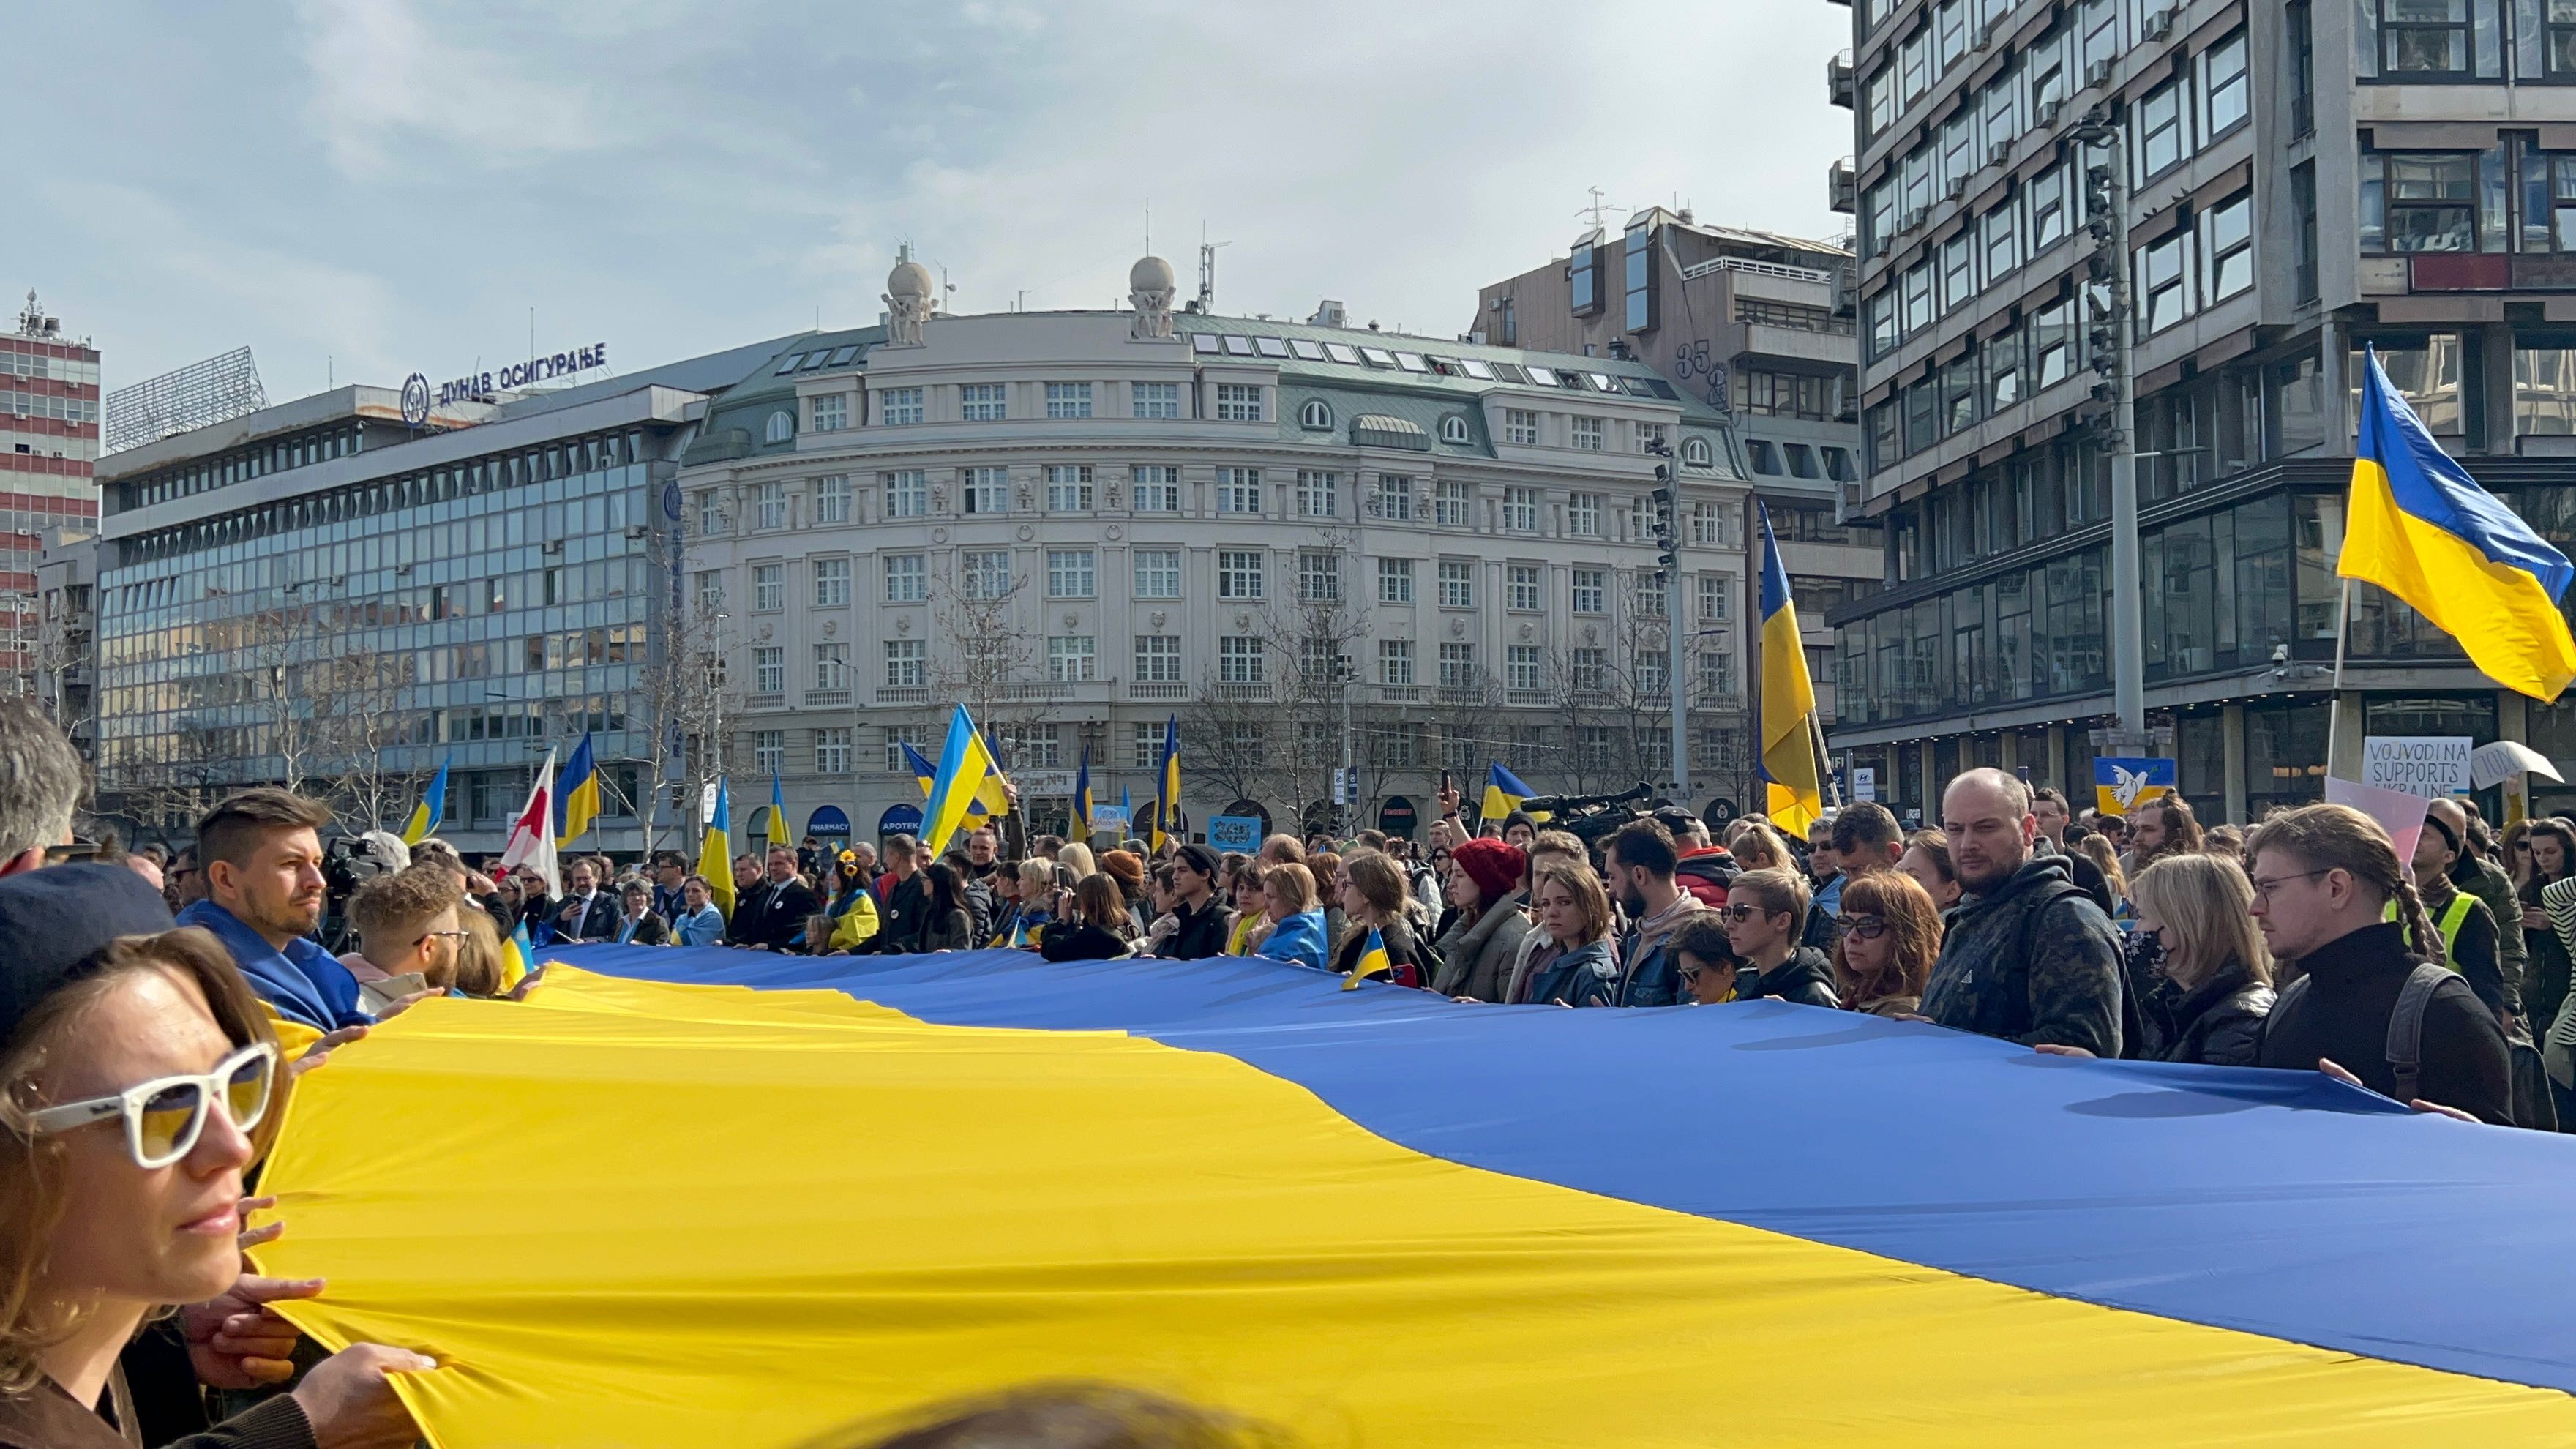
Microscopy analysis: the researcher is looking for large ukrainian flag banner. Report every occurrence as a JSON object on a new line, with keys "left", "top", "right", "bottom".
{"left": 2343, "top": 345, "right": 2576, "bottom": 700}
{"left": 1757, "top": 501, "right": 1825, "bottom": 834}
{"left": 251, "top": 946, "right": 2576, "bottom": 1447}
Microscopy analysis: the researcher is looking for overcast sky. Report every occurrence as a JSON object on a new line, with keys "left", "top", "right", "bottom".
{"left": 25, "top": 1, "right": 1852, "bottom": 404}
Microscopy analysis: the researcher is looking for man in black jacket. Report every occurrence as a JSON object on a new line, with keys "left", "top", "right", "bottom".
{"left": 2031, "top": 787, "right": 2116, "bottom": 916}
{"left": 870, "top": 834, "right": 932, "bottom": 954}
{"left": 2250, "top": 803, "right": 2512, "bottom": 1124}
{"left": 552, "top": 858, "right": 624, "bottom": 943}
{"left": 733, "top": 845, "right": 820, "bottom": 951}
{"left": 1919, "top": 770, "right": 2125, "bottom": 1056}
{"left": 1156, "top": 843, "right": 1232, "bottom": 959}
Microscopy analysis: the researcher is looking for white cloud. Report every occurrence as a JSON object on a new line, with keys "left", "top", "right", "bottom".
{"left": 293, "top": 0, "right": 613, "bottom": 173}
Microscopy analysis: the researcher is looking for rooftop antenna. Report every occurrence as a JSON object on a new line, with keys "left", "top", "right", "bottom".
{"left": 941, "top": 265, "right": 956, "bottom": 313}
{"left": 1197, "top": 226, "right": 1230, "bottom": 314}
{"left": 1576, "top": 187, "right": 1620, "bottom": 232}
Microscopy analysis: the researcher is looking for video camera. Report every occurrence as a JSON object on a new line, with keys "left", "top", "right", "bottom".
{"left": 318, "top": 831, "right": 408, "bottom": 951}
{"left": 1513, "top": 782, "right": 1658, "bottom": 849}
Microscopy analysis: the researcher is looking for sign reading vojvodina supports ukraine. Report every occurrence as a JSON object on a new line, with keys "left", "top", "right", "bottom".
{"left": 2360, "top": 735, "right": 2474, "bottom": 796}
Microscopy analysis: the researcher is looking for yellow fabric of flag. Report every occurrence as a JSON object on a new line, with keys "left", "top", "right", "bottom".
{"left": 245, "top": 968, "right": 2572, "bottom": 1449}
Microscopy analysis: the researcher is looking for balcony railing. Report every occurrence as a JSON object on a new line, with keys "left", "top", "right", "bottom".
{"left": 874, "top": 686, "right": 928, "bottom": 705}
{"left": 1213, "top": 681, "right": 1271, "bottom": 702}
{"left": 996, "top": 681, "right": 1074, "bottom": 702}
{"left": 804, "top": 689, "right": 852, "bottom": 708}
{"left": 1128, "top": 681, "right": 1187, "bottom": 701}
{"left": 1827, "top": 157, "right": 1857, "bottom": 215}
{"left": 1505, "top": 689, "right": 1552, "bottom": 707}
{"left": 1827, "top": 50, "right": 1854, "bottom": 108}
{"left": 746, "top": 692, "right": 785, "bottom": 711}
{"left": 1378, "top": 684, "right": 1420, "bottom": 703}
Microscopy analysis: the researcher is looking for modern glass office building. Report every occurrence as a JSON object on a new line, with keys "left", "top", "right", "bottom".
{"left": 90, "top": 340, "right": 786, "bottom": 850}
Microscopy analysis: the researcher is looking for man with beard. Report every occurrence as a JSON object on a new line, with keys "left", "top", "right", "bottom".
{"left": 177, "top": 787, "right": 373, "bottom": 1033}
{"left": 1917, "top": 768, "right": 2124, "bottom": 1056}
{"left": 1603, "top": 819, "right": 1707, "bottom": 1008}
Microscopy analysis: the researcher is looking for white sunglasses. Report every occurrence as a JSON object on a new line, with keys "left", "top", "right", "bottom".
{"left": 27, "top": 1041, "right": 278, "bottom": 1169}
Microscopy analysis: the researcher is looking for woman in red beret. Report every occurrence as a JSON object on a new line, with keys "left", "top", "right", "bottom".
{"left": 1431, "top": 837, "right": 1534, "bottom": 1003}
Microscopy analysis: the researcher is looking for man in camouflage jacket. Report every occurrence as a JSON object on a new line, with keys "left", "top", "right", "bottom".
{"left": 1919, "top": 768, "right": 2125, "bottom": 1057}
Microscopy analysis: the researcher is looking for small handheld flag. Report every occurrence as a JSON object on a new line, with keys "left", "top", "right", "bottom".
{"left": 2341, "top": 345, "right": 2576, "bottom": 700}
{"left": 1344, "top": 925, "right": 1393, "bottom": 992}
{"left": 498, "top": 748, "right": 561, "bottom": 898}
{"left": 557, "top": 731, "right": 600, "bottom": 847}
{"left": 1480, "top": 763, "right": 1548, "bottom": 825}
{"left": 697, "top": 777, "right": 735, "bottom": 917}
{"left": 503, "top": 918, "right": 536, "bottom": 994}
{"left": 768, "top": 774, "right": 790, "bottom": 852}
{"left": 401, "top": 757, "right": 450, "bottom": 845}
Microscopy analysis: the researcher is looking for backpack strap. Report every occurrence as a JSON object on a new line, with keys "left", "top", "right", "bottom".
{"left": 2386, "top": 962, "right": 2467, "bottom": 1104}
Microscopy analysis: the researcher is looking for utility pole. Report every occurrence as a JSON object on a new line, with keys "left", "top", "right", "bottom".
{"left": 2077, "top": 107, "right": 2147, "bottom": 748}
{"left": 1650, "top": 441, "right": 1690, "bottom": 803}
{"left": 1336, "top": 656, "right": 1356, "bottom": 838}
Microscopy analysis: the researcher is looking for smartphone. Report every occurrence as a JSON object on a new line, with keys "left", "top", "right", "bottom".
{"left": 1439, "top": 769, "right": 1454, "bottom": 796}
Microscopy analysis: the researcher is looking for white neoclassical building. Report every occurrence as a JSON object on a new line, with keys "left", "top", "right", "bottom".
{"left": 678, "top": 255, "right": 1774, "bottom": 845}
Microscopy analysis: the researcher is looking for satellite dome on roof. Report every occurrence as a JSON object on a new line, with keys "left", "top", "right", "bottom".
{"left": 1129, "top": 255, "right": 1177, "bottom": 341}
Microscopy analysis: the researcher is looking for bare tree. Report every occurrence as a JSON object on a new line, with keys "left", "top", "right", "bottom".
{"left": 927, "top": 550, "right": 1054, "bottom": 760}
{"left": 306, "top": 645, "right": 430, "bottom": 836}
{"left": 640, "top": 585, "right": 741, "bottom": 860}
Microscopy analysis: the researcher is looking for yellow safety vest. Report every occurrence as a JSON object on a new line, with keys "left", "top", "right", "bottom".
{"left": 2386, "top": 892, "right": 2478, "bottom": 966}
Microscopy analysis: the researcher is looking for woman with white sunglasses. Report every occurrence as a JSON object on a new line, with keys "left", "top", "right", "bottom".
{"left": 0, "top": 866, "right": 431, "bottom": 1449}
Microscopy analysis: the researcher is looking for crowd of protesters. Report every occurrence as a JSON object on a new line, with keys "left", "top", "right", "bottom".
{"left": 0, "top": 680, "right": 2565, "bottom": 1447}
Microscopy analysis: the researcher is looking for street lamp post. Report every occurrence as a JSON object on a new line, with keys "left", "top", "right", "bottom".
{"left": 1650, "top": 441, "right": 1690, "bottom": 804}
{"left": 2077, "top": 108, "right": 2148, "bottom": 748}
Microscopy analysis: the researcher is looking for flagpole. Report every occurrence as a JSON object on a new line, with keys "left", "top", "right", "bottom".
{"left": 2325, "top": 576, "right": 2354, "bottom": 778}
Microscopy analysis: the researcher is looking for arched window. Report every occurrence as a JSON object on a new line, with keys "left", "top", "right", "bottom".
{"left": 765, "top": 410, "right": 795, "bottom": 443}
{"left": 1300, "top": 399, "right": 1333, "bottom": 430}
{"left": 1439, "top": 415, "right": 1472, "bottom": 444}
{"left": 1681, "top": 435, "right": 1713, "bottom": 468}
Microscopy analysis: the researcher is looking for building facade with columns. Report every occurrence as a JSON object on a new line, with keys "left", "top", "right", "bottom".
{"left": 678, "top": 256, "right": 1770, "bottom": 846}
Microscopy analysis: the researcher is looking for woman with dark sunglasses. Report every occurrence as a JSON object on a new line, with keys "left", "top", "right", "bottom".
{"left": 1830, "top": 869, "right": 1943, "bottom": 1018}
{"left": 0, "top": 866, "right": 430, "bottom": 1448}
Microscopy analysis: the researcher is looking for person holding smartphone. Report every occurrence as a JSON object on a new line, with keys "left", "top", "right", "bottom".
{"left": 1039, "top": 876, "right": 1139, "bottom": 962}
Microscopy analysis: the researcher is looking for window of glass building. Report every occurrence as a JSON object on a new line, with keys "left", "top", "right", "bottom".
{"left": 1624, "top": 222, "right": 1655, "bottom": 332}
{"left": 2203, "top": 192, "right": 2255, "bottom": 302}
{"left": 2362, "top": 152, "right": 2478, "bottom": 252}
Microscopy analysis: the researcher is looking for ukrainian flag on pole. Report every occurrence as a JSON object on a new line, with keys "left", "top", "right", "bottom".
{"left": 557, "top": 732, "right": 600, "bottom": 847}
{"left": 1153, "top": 714, "right": 1181, "bottom": 853}
{"left": 922, "top": 705, "right": 1009, "bottom": 857}
{"left": 904, "top": 741, "right": 1002, "bottom": 827}
{"left": 1074, "top": 744, "right": 1094, "bottom": 838}
{"left": 768, "top": 774, "right": 790, "bottom": 853}
{"left": 697, "top": 777, "right": 735, "bottom": 918}
{"left": 1757, "top": 501, "right": 1824, "bottom": 836}
{"left": 2341, "top": 345, "right": 2576, "bottom": 700}
{"left": 400, "top": 756, "right": 449, "bottom": 845}
{"left": 1480, "top": 763, "right": 1550, "bottom": 825}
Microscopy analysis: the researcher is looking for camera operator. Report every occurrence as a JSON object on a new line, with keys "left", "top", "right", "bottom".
{"left": 175, "top": 789, "right": 373, "bottom": 1036}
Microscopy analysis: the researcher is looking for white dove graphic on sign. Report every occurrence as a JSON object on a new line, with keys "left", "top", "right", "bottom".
{"left": 2108, "top": 764, "right": 2158, "bottom": 812}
